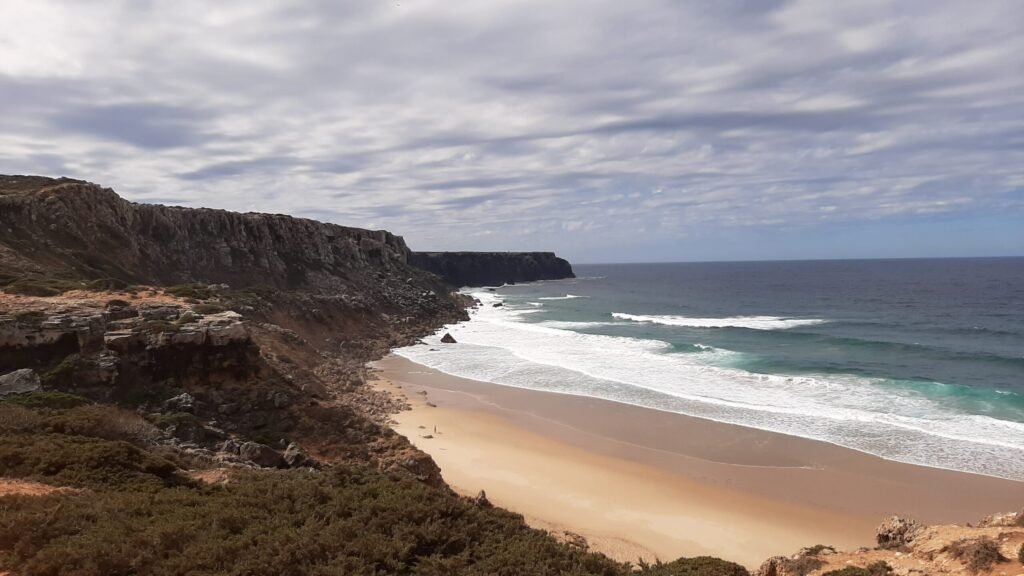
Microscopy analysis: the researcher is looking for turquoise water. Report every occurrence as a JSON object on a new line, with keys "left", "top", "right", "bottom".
{"left": 397, "top": 258, "right": 1024, "bottom": 480}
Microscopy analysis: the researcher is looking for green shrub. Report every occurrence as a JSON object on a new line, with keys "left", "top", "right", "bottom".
{"left": 44, "top": 405, "right": 160, "bottom": 445}
{"left": 942, "top": 537, "right": 1006, "bottom": 573}
{"left": 823, "top": 561, "right": 893, "bottom": 576}
{"left": 0, "top": 391, "right": 90, "bottom": 410}
{"left": 0, "top": 432, "right": 185, "bottom": 490}
{"left": 0, "top": 466, "right": 628, "bottom": 576}
{"left": 0, "top": 404, "right": 43, "bottom": 431}
{"left": 784, "top": 555, "right": 825, "bottom": 576}
{"left": 165, "top": 284, "right": 214, "bottom": 300}
{"left": 192, "top": 303, "right": 225, "bottom": 315}
{"left": 1, "top": 276, "right": 82, "bottom": 296}
{"left": 86, "top": 278, "right": 130, "bottom": 291}
{"left": 12, "top": 309, "right": 46, "bottom": 325}
{"left": 639, "top": 556, "right": 749, "bottom": 575}
{"left": 804, "top": 544, "right": 836, "bottom": 556}
{"left": 141, "top": 320, "right": 180, "bottom": 333}
{"left": 40, "top": 355, "right": 81, "bottom": 388}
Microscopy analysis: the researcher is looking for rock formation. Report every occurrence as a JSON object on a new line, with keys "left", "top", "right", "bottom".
{"left": 409, "top": 251, "right": 575, "bottom": 287}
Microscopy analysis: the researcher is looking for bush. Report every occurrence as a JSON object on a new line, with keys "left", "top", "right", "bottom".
{"left": 44, "top": 405, "right": 160, "bottom": 445}
{"left": 823, "top": 561, "right": 893, "bottom": 576}
{"left": 804, "top": 544, "right": 836, "bottom": 556}
{"left": 1, "top": 276, "right": 82, "bottom": 296}
{"left": 86, "top": 278, "right": 130, "bottom": 291}
{"left": 0, "top": 432, "right": 185, "bottom": 490}
{"left": 0, "top": 466, "right": 629, "bottom": 576}
{"left": 192, "top": 303, "right": 225, "bottom": 315}
{"left": 12, "top": 310, "right": 46, "bottom": 325}
{"left": 141, "top": 320, "right": 180, "bottom": 333}
{"left": 784, "top": 556, "right": 825, "bottom": 576}
{"left": 639, "top": 556, "right": 749, "bottom": 575}
{"left": 0, "top": 404, "right": 43, "bottom": 431}
{"left": 106, "top": 299, "right": 131, "bottom": 308}
{"left": 942, "top": 537, "right": 1007, "bottom": 573}
{"left": 40, "top": 355, "right": 81, "bottom": 388}
{"left": 165, "top": 284, "right": 214, "bottom": 300}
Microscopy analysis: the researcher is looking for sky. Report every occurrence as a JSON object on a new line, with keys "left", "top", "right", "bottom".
{"left": 1, "top": 1, "right": 1022, "bottom": 263}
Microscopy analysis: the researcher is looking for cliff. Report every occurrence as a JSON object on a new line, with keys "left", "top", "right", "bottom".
{"left": 0, "top": 175, "right": 417, "bottom": 292}
{"left": 409, "top": 251, "right": 575, "bottom": 287}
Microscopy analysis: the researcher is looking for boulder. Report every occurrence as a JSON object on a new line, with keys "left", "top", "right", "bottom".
{"left": 753, "top": 557, "right": 789, "bottom": 576}
{"left": 163, "top": 392, "right": 196, "bottom": 413}
{"left": 282, "top": 442, "right": 314, "bottom": 468}
{"left": 440, "top": 332, "right": 457, "bottom": 344}
{"left": 876, "top": 515, "right": 923, "bottom": 549}
{"left": 238, "top": 442, "right": 283, "bottom": 468}
{"left": 0, "top": 369, "right": 41, "bottom": 396}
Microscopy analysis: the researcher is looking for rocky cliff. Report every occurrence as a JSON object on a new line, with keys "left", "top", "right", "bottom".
{"left": 0, "top": 175, "right": 416, "bottom": 292}
{"left": 409, "top": 251, "right": 575, "bottom": 287}
{"left": 0, "top": 175, "right": 472, "bottom": 485}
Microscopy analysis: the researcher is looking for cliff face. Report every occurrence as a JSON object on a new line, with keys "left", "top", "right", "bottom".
{"left": 0, "top": 175, "right": 411, "bottom": 291}
{"left": 409, "top": 251, "right": 575, "bottom": 287}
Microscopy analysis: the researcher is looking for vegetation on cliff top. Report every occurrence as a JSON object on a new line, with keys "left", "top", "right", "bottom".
{"left": 0, "top": 393, "right": 749, "bottom": 576}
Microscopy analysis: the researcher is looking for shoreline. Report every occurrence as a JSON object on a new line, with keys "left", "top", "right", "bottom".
{"left": 371, "top": 354, "right": 1023, "bottom": 568}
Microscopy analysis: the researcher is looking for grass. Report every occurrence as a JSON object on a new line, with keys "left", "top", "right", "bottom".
{"left": 942, "top": 537, "right": 1007, "bottom": 574}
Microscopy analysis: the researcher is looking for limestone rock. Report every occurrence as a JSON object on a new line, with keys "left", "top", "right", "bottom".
{"left": 282, "top": 442, "right": 313, "bottom": 468}
{"left": 0, "top": 368, "right": 41, "bottom": 396}
{"left": 440, "top": 332, "right": 457, "bottom": 344}
{"left": 238, "top": 441, "right": 283, "bottom": 468}
{"left": 753, "top": 556, "right": 789, "bottom": 576}
{"left": 163, "top": 392, "right": 196, "bottom": 413}
{"left": 876, "top": 515, "right": 923, "bottom": 548}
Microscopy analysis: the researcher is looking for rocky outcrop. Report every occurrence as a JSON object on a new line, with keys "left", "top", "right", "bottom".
{"left": 409, "top": 251, "right": 575, "bottom": 287}
{"left": 757, "top": 512, "right": 1024, "bottom": 576}
{"left": 876, "top": 515, "right": 924, "bottom": 549}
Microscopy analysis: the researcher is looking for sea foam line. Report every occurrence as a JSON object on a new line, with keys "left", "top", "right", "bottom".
{"left": 612, "top": 313, "right": 826, "bottom": 330}
{"left": 398, "top": 295, "right": 1024, "bottom": 481}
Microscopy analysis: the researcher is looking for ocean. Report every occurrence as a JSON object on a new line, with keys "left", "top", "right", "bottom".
{"left": 395, "top": 258, "right": 1024, "bottom": 481}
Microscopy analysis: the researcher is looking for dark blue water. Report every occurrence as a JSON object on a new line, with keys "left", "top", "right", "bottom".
{"left": 398, "top": 258, "right": 1024, "bottom": 480}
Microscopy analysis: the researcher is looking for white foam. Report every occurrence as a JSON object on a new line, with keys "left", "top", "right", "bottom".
{"left": 538, "top": 294, "right": 587, "bottom": 300}
{"left": 612, "top": 313, "right": 826, "bottom": 330}
{"left": 396, "top": 301, "right": 1024, "bottom": 481}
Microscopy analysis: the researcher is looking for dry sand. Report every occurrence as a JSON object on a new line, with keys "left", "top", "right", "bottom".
{"left": 372, "top": 354, "right": 1023, "bottom": 569}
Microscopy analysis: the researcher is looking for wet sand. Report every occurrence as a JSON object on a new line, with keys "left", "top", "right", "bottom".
{"left": 371, "top": 354, "right": 1023, "bottom": 568}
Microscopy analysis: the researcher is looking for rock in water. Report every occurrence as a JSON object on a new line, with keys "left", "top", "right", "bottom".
{"left": 440, "top": 333, "right": 457, "bottom": 344}
{"left": 0, "top": 369, "right": 41, "bottom": 396}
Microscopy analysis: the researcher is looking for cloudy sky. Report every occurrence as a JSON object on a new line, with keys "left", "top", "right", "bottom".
{"left": 1, "top": 1, "right": 1022, "bottom": 263}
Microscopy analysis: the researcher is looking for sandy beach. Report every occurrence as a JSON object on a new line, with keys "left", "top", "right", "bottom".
{"left": 372, "top": 354, "right": 1023, "bottom": 568}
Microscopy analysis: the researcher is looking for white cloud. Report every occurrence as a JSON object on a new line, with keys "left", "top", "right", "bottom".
{"left": 0, "top": 0, "right": 1021, "bottom": 261}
